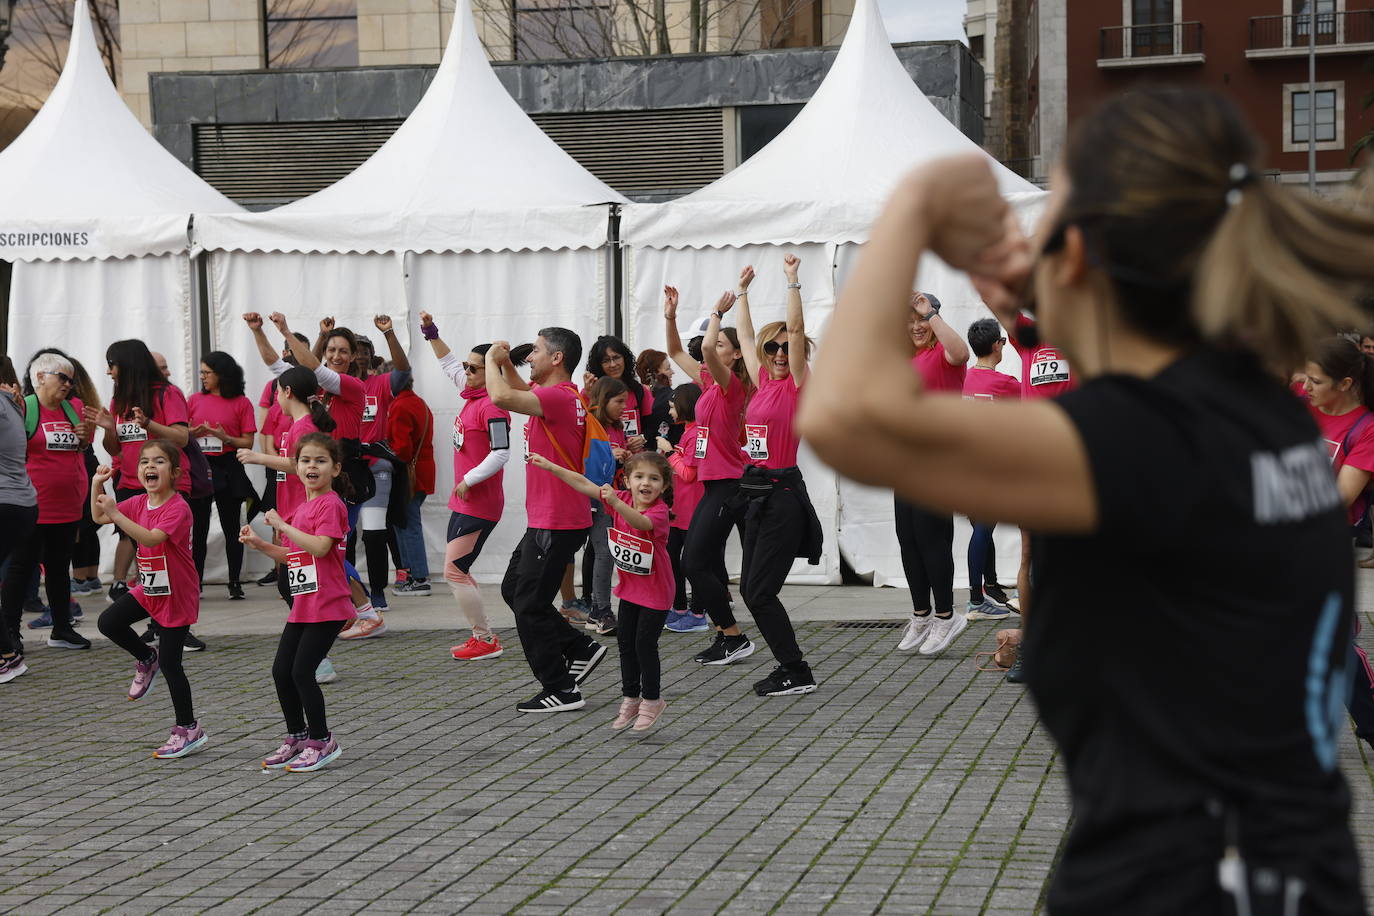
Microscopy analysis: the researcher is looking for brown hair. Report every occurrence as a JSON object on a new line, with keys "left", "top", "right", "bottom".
{"left": 1311, "top": 336, "right": 1374, "bottom": 411}
{"left": 717, "top": 327, "right": 757, "bottom": 395}
{"left": 623, "top": 450, "right": 673, "bottom": 515}
{"left": 138, "top": 439, "right": 183, "bottom": 482}
{"left": 293, "top": 431, "right": 352, "bottom": 498}
{"left": 588, "top": 376, "right": 628, "bottom": 428}
{"left": 635, "top": 348, "right": 669, "bottom": 387}
{"left": 756, "top": 320, "right": 815, "bottom": 368}
{"left": 1059, "top": 87, "right": 1374, "bottom": 367}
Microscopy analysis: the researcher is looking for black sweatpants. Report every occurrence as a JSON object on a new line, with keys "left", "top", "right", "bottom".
{"left": 668, "top": 527, "right": 691, "bottom": 612}
{"left": 682, "top": 479, "right": 744, "bottom": 628}
{"left": 191, "top": 489, "right": 245, "bottom": 583}
{"left": 273, "top": 620, "right": 346, "bottom": 739}
{"left": 1349, "top": 642, "right": 1374, "bottom": 749}
{"left": 98, "top": 594, "right": 195, "bottom": 726}
{"left": 501, "top": 527, "right": 592, "bottom": 692}
{"left": 0, "top": 503, "right": 38, "bottom": 655}
{"left": 739, "top": 488, "right": 807, "bottom": 668}
{"left": 618, "top": 600, "right": 669, "bottom": 700}
{"left": 894, "top": 497, "right": 955, "bottom": 617}
{"left": 4, "top": 519, "right": 76, "bottom": 633}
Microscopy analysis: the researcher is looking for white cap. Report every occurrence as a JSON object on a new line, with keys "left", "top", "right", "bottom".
{"left": 688, "top": 316, "right": 713, "bottom": 337}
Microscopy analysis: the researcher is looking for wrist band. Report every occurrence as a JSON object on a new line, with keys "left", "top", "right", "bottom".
{"left": 787, "top": 282, "right": 801, "bottom": 290}
{"left": 737, "top": 289, "right": 749, "bottom": 296}
{"left": 421, "top": 323, "right": 439, "bottom": 341}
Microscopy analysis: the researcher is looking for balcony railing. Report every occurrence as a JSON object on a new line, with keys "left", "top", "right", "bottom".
{"left": 1248, "top": 11, "right": 1374, "bottom": 52}
{"left": 1099, "top": 22, "right": 1204, "bottom": 64}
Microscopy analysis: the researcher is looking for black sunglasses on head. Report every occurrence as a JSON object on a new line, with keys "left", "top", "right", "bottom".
{"left": 763, "top": 340, "right": 790, "bottom": 356}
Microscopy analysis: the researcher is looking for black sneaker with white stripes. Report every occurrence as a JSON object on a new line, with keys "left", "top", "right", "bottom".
{"left": 753, "top": 664, "right": 818, "bottom": 697}
{"left": 516, "top": 687, "right": 586, "bottom": 713}
{"left": 698, "top": 633, "right": 755, "bottom": 666}
{"left": 567, "top": 641, "right": 607, "bottom": 685}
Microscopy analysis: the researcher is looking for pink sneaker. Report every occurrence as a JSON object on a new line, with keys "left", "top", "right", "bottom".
{"left": 612, "top": 698, "right": 641, "bottom": 730}
{"left": 262, "top": 736, "right": 307, "bottom": 770}
{"left": 451, "top": 636, "right": 503, "bottom": 660}
{"left": 633, "top": 698, "right": 667, "bottom": 731}
{"left": 286, "top": 734, "right": 341, "bottom": 773}
{"left": 128, "top": 650, "right": 160, "bottom": 700}
{"left": 340, "top": 615, "right": 387, "bottom": 640}
{"left": 153, "top": 723, "right": 207, "bottom": 759}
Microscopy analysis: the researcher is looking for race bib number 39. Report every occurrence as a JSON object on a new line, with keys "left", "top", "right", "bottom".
{"left": 609, "top": 528, "right": 654, "bottom": 576}
{"left": 1031, "top": 351, "right": 1070, "bottom": 386}
{"left": 622, "top": 408, "right": 640, "bottom": 439}
{"left": 745, "top": 425, "right": 769, "bottom": 461}
{"left": 117, "top": 420, "right": 147, "bottom": 443}
{"left": 137, "top": 555, "right": 171, "bottom": 596}
{"left": 695, "top": 427, "right": 709, "bottom": 461}
{"left": 286, "top": 551, "right": 319, "bottom": 595}
{"left": 43, "top": 422, "right": 79, "bottom": 452}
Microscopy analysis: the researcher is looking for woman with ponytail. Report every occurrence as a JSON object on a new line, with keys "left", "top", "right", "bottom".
{"left": 803, "top": 87, "right": 1374, "bottom": 913}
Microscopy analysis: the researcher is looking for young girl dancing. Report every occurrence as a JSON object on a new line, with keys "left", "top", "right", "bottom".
{"left": 94, "top": 440, "right": 206, "bottom": 759}
{"left": 241, "top": 432, "right": 353, "bottom": 772}
{"left": 583, "top": 376, "right": 634, "bottom": 636}
{"left": 529, "top": 450, "right": 675, "bottom": 731}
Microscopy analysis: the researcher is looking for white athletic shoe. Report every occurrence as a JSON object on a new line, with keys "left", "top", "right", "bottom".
{"left": 918, "top": 614, "right": 969, "bottom": 656}
{"left": 897, "top": 614, "right": 936, "bottom": 651}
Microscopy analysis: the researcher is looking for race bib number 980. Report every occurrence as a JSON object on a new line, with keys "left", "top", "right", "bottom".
{"left": 609, "top": 528, "right": 654, "bottom": 576}
{"left": 137, "top": 555, "right": 171, "bottom": 596}
{"left": 287, "top": 551, "right": 319, "bottom": 595}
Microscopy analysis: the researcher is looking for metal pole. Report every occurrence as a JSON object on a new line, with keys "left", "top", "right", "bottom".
{"left": 1308, "top": 2, "right": 1317, "bottom": 193}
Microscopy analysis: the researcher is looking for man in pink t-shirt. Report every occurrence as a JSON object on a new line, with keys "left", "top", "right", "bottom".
{"left": 487, "top": 328, "right": 606, "bottom": 714}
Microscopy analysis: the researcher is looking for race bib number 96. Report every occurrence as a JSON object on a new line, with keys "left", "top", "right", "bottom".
{"left": 609, "top": 528, "right": 654, "bottom": 576}
{"left": 287, "top": 551, "right": 319, "bottom": 595}
{"left": 137, "top": 555, "right": 171, "bottom": 596}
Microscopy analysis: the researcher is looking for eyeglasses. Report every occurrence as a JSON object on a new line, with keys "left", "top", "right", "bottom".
{"left": 763, "top": 341, "right": 790, "bottom": 356}
{"left": 49, "top": 372, "right": 74, "bottom": 386}
{"left": 462, "top": 362, "right": 484, "bottom": 373}
{"left": 602, "top": 353, "right": 624, "bottom": 363}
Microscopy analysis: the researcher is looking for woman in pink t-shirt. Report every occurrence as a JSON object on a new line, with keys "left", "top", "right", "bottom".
{"left": 529, "top": 451, "right": 675, "bottom": 731}
{"left": 730, "top": 255, "right": 821, "bottom": 696}
{"left": 93, "top": 440, "right": 206, "bottom": 761}
{"left": 658, "top": 383, "right": 707, "bottom": 633}
{"left": 189, "top": 351, "right": 258, "bottom": 600}
{"left": 585, "top": 335, "right": 649, "bottom": 451}
{"left": 241, "top": 432, "right": 352, "bottom": 773}
{"left": 664, "top": 285, "right": 758, "bottom": 668}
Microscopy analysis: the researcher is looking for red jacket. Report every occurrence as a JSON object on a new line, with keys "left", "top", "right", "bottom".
{"left": 387, "top": 389, "right": 436, "bottom": 496}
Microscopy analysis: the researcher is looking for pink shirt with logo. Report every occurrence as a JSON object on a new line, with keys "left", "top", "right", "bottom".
{"left": 1013, "top": 315, "right": 1075, "bottom": 399}
{"left": 745, "top": 370, "right": 801, "bottom": 470}
{"left": 525, "top": 383, "right": 592, "bottom": 530}
{"left": 275, "top": 415, "right": 320, "bottom": 524}
{"left": 282, "top": 490, "right": 354, "bottom": 624}
{"left": 120, "top": 493, "right": 198, "bottom": 628}
{"left": 668, "top": 424, "right": 704, "bottom": 531}
{"left": 694, "top": 366, "right": 749, "bottom": 481}
{"left": 606, "top": 491, "right": 674, "bottom": 610}
{"left": 187, "top": 393, "right": 257, "bottom": 456}
{"left": 111, "top": 384, "right": 191, "bottom": 494}
{"left": 26, "top": 397, "right": 87, "bottom": 524}
{"left": 962, "top": 367, "right": 1023, "bottom": 401}
{"left": 451, "top": 387, "right": 510, "bottom": 522}
{"left": 911, "top": 341, "right": 967, "bottom": 394}
{"left": 360, "top": 372, "right": 396, "bottom": 445}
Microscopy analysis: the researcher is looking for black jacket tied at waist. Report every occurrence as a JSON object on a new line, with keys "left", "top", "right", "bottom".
{"left": 735, "top": 464, "right": 824, "bottom": 565}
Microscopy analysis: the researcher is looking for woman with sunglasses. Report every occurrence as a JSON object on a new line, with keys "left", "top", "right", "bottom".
{"left": 419, "top": 312, "right": 511, "bottom": 661}
{"left": 801, "top": 88, "right": 1374, "bottom": 915}
{"left": 729, "top": 255, "right": 821, "bottom": 696}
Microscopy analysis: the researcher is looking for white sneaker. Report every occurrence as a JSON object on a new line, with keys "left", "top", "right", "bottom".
{"left": 919, "top": 614, "right": 969, "bottom": 656}
{"left": 898, "top": 615, "right": 936, "bottom": 651}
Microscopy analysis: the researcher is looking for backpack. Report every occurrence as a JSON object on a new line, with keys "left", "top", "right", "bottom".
{"left": 155, "top": 387, "right": 214, "bottom": 500}
{"left": 22, "top": 395, "right": 81, "bottom": 439}
{"left": 541, "top": 387, "right": 616, "bottom": 487}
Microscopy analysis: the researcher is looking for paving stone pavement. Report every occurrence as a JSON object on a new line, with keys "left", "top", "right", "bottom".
{"left": 5, "top": 585, "right": 1374, "bottom": 915}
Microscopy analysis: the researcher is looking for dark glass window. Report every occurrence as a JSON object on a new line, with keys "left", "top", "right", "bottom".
{"left": 264, "top": 0, "right": 359, "bottom": 69}
{"left": 1292, "top": 89, "right": 1337, "bottom": 143}
{"left": 513, "top": 0, "right": 614, "bottom": 61}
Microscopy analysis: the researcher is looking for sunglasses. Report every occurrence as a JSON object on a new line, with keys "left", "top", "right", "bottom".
{"left": 763, "top": 340, "right": 790, "bottom": 356}
{"left": 462, "top": 362, "right": 484, "bottom": 373}
{"left": 50, "top": 372, "right": 74, "bottom": 386}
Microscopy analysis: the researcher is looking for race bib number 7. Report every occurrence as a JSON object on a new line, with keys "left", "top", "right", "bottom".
{"left": 286, "top": 551, "right": 319, "bottom": 595}
{"left": 1031, "top": 351, "right": 1070, "bottom": 386}
{"left": 609, "top": 528, "right": 654, "bottom": 576}
{"left": 137, "top": 555, "right": 171, "bottom": 596}
{"left": 695, "top": 427, "right": 708, "bottom": 461}
{"left": 622, "top": 408, "right": 641, "bottom": 439}
{"left": 117, "top": 420, "right": 147, "bottom": 443}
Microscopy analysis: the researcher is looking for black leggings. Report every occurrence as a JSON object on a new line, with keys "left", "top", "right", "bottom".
{"left": 98, "top": 594, "right": 194, "bottom": 726}
{"left": 0, "top": 503, "right": 38, "bottom": 655}
{"left": 739, "top": 487, "right": 807, "bottom": 668}
{"left": 273, "top": 620, "right": 346, "bottom": 740}
{"left": 3, "top": 519, "right": 76, "bottom": 632}
{"left": 668, "top": 527, "right": 692, "bottom": 612}
{"left": 682, "top": 479, "right": 744, "bottom": 627}
{"left": 191, "top": 489, "right": 245, "bottom": 583}
{"left": 618, "top": 600, "right": 668, "bottom": 700}
{"left": 893, "top": 497, "right": 955, "bottom": 617}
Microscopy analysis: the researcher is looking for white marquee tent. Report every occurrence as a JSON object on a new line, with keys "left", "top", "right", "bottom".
{"left": 619, "top": 0, "right": 1047, "bottom": 589}
{"left": 193, "top": 0, "right": 626, "bottom": 579}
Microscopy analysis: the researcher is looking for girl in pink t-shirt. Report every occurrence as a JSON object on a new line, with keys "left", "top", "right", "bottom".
{"left": 583, "top": 376, "right": 634, "bottom": 635}
{"left": 657, "top": 383, "right": 707, "bottom": 633}
{"left": 93, "top": 440, "right": 206, "bottom": 761}
{"left": 529, "top": 451, "right": 675, "bottom": 731}
{"left": 240, "top": 432, "right": 352, "bottom": 774}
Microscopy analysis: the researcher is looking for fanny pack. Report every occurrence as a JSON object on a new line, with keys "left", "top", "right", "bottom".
{"left": 738, "top": 464, "right": 802, "bottom": 500}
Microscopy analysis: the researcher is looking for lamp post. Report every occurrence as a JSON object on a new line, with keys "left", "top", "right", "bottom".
{"left": 1307, "top": 0, "right": 1317, "bottom": 193}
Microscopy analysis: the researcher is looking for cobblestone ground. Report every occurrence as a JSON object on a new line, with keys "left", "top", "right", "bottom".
{"left": 4, "top": 615, "right": 1374, "bottom": 915}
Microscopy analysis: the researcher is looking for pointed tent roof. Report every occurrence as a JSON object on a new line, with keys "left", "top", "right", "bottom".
{"left": 621, "top": 0, "right": 1040, "bottom": 250}
{"left": 196, "top": 0, "right": 626, "bottom": 255}
{"left": 0, "top": 0, "right": 241, "bottom": 261}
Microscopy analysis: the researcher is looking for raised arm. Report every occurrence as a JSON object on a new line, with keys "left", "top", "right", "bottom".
{"left": 375, "top": 314, "right": 411, "bottom": 373}
{"left": 271, "top": 313, "right": 321, "bottom": 371}
{"left": 702, "top": 291, "right": 738, "bottom": 390}
{"left": 527, "top": 452, "right": 599, "bottom": 498}
{"left": 734, "top": 266, "right": 762, "bottom": 381}
{"left": 244, "top": 313, "right": 282, "bottom": 367}
{"left": 922, "top": 295, "right": 971, "bottom": 367}
{"left": 485, "top": 341, "right": 543, "bottom": 417}
{"left": 797, "top": 154, "right": 1095, "bottom": 533}
{"left": 313, "top": 318, "right": 331, "bottom": 362}
{"left": 783, "top": 254, "right": 807, "bottom": 385}
{"left": 420, "top": 311, "right": 453, "bottom": 363}
{"left": 663, "top": 286, "right": 701, "bottom": 380}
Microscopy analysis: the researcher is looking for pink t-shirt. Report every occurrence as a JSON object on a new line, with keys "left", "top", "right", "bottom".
{"left": 258, "top": 379, "right": 276, "bottom": 409}
{"left": 606, "top": 491, "right": 674, "bottom": 610}
{"left": 584, "top": 379, "right": 646, "bottom": 441}
{"left": 282, "top": 491, "right": 354, "bottom": 624}
{"left": 694, "top": 366, "right": 749, "bottom": 482}
{"left": 326, "top": 373, "right": 366, "bottom": 441}
{"left": 111, "top": 384, "right": 191, "bottom": 493}
{"left": 25, "top": 397, "right": 87, "bottom": 524}
{"left": 360, "top": 372, "right": 396, "bottom": 445}
{"left": 669, "top": 424, "right": 704, "bottom": 532}
{"left": 1311, "top": 405, "right": 1374, "bottom": 525}
{"left": 451, "top": 387, "right": 510, "bottom": 522}
{"left": 525, "top": 383, "right": 592, "bottom": 530}
{"left": 1013, "top": 315, "right": 1075, "bottom": 399}
{"left": 962, "top": 367, "right": 1023, "bottom": 401}
{"left": 261, "top": 403, "right": 289, "bottom": 447}
{"left": 746, "top": 370, "right": 801, "bottom": 470}
{"left": 275, "top": 415, "right": 320, "bottom": 523}
{"left": 911, "top": 341, "right": 967, "bottom": 393}
{"left": 120, "top": 493, "right": 198, "bottom": 628}
{"left": 187, "top": 393, "right": 256, "bottom": 456}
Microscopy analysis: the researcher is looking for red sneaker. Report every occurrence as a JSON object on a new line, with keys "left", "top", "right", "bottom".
{"left": 451, "top": 636, "right": 503, "bottom": 660}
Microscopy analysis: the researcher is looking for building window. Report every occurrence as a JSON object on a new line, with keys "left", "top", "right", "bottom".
{"left": 1026, "top": 0, "right": 1037, "bottom": 75}
{"left": 513, "top": 0, "right": 615, "bottom": 60}
{"left": 264, "top": 0, "right": 359, "bottom": 68}
{"left": 1283, "top": 82, "right": 1345, "bottom": 152}
{"left": 1131, "top": 0, "right": 1174, "bottom": 56}
{"left": 969, "top": 34, "right": 985, "bottom": 62}
{"left": 1293, "top": 0, "right": 1338, "bottom": 44}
